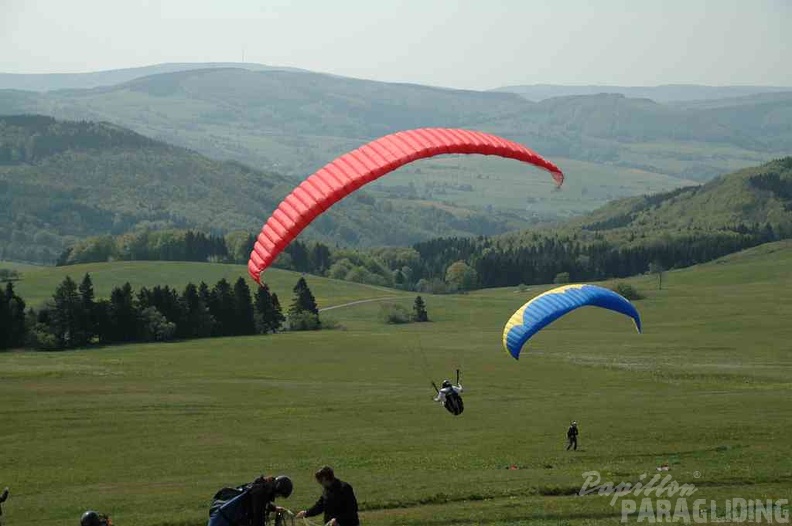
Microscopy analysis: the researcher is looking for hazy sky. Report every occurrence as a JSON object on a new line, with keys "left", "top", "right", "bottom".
{"left": 1, "top": 0, "right": 790, "bottom": 90}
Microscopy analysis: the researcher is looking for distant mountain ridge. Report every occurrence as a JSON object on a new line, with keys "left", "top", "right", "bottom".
{"left": 1, "top": 67, "right": 788, "bottom": 184}
{"left": 2, "top": 63, "right": 788, "bottom": 102}
{"left": 492, "top": 84, "right": 792, "bottom": 102}
{"left": 0, "top": 62, "right": 306, "bottom": 92}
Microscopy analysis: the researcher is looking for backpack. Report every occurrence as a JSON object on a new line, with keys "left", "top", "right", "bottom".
{"left": 444, "top": 389, "right": 464, "bottom": 416}
{"left": 208, "top": 486, "right": 251, "bottom": 526}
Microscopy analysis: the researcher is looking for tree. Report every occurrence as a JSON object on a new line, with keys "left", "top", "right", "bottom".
{"left": 328, "top": 258, "right": 354, "bottom": 280}
{"left": 289, "top": 277, "right": 319, "bottom": 317}
{"left": 0, "top": 283, "right": 9, "bottom": 349}
{"left": 198, "top": 281, "right": 212, "bottom": 307}
{"left": 413, "top": 296, "right": 429, "bottom": 322}
{"left": 50, "top": 276, "right": 82, "bottom": 348}
{"left": 139, "top": 307, "right": 176, "bottom": 342}
{"left": 7, "top": 285, "right": 26, "bottom": 348}
{"left": 254, "top": 285, "right": 285, "bottom": 334}
{"left": 310, "top": 243, "right": 332, "bottom": 274}
{"left": 232, "top": 277, "right": 256, "bottom": 336}
{"left": 445, "top": 261, "right": 478, "bottom": 291}
{"left": 288, "top": 277, "right": 320, "bottom": 330}
{"left": 180, "top": 282, "right": 214, "bottom": 338}
{"left": 289, "top": 241, "right": 310, "bottom": 272}
{"left": 393, "top": 269, "right": 405, "bottom": 287}
{"left": 271, "top": 292, "right": 285, "bottom": 332}
{"left": 1, "top": 282, "right": 26, "bottom": 349}
{"left": 26, "top": 306, "right": 59, "bottom": 350}
{"left": 553, "top": 272, "right": 571, "bottom": 284}
{"left": 107, "top": 282, "right": 138, "bottom": 343}
{"left": 77, "top": 273, "right": 97, "bottom": 344}
{"left": 648, "top": 261, "right": 665, "bottom": 290}
{"left": 225, "top": 230, "right": 256, "bottom": 264}
{"left": 208, "top": 279, "right": 236, "bottom": 337}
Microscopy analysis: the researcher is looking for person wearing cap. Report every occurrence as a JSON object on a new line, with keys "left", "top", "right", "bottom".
{"left": 249, "top": 474, "right": 293, "bottom": 526}
{"left": 566, "top": 421, "right": 579, "bottom": 451}
{"left": 296, "top": 466, "right": 359, "bottom": 526}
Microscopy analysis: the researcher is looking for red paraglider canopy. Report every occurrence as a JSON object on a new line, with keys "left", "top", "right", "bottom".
{"left": 248, "top": 128, "right": 564, "bottom": 284}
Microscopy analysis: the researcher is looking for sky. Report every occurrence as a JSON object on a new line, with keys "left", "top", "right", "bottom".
{"left": 1, "top": 0, "right": 790, "bottom": 90}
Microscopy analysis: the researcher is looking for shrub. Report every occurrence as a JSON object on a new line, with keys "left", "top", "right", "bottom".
{"left": 139, "top": 307, "right": 176, "bottom": 342}
{"left": 611, "top": 282, "right": 644, "bottom": 301}
{"left": 287, "top": 311, "right": 321, "bottom": 331}
{"left": 380, "top": 303, "right": 412, "bottom": 324}
{"left": 320, "top": 317, "right": 345, "bottom": 331}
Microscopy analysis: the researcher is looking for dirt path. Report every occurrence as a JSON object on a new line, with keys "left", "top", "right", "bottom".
{"left": 319, "top": 297, "right": 396, "bottom": 312}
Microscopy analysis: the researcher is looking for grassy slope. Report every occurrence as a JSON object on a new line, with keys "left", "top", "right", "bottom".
{"left": 1, "top": 242, "right": 790, "bottom": 525}
{"left": 549, "top": 157, "right": 792, "bottom": 240}
{"left": 372, "top": 155, "right": 697, "bottom": 221}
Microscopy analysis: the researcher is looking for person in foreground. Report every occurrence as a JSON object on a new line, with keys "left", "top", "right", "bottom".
{"left": 249, "top": 475, "right": 293, "bottom": 525}
{"left": 80, "top": 510, "right": 112, "bottom": 526}
{"left": 0, "top": 487, "right": 8, "bottom": 525}
{"left": 296, "top": 466, "right": 359, "bottom": 526}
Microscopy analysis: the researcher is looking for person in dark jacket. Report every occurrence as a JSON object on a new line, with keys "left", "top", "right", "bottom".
{"left": 566, "top": 421, "right": 579, "bottom": 451}
{"left": 249, "top": 475, "right": 293, "bottom": 526}
{"left": 80, "top": 510, "right": 112, "bottom": 526}
{"left": 296, "top": 466, "right": 359, "bottom": 526}
{"left": 0, "top": 487, "right": 8, "bottom": 525}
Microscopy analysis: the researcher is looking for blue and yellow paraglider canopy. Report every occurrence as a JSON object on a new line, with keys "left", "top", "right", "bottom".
{"left": 502, "top": 284, "right": 642, "bottom": 360}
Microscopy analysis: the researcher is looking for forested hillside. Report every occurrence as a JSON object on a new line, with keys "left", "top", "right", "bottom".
{"left": 0, "top": 115, "right": 532, "bottom": 263}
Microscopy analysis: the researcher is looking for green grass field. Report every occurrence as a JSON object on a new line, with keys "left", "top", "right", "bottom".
{"left": 367, "top": 155, "right": 699, "bottom": 221}
{"left": 1, "top": 243, "right": 791, "bottom": 525}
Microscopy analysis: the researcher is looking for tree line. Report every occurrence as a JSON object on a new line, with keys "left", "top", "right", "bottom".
{"left": 0, "top": 275, "right": 323, "bottom": 351}
{"left": 273, "top": 223, "right": 781, "bottom": 291}
{"left": 57, "top": 230, "right": 234, "bottom": 266}
{"left": 53, "top": 220, "right": 783, "bottom": 294}
{"left": 0, "top": 115, "right": 162, "bottom": 165}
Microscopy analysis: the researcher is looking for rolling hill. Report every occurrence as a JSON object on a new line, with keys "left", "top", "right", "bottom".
{"left": 0, "top": 62, "right": 305, "bottom": 92}
{"left": 492, "top": 83, "right": 792, "bottom": 102}
{"left": 0, "top": 67, "right": 788, "bottom": 186}
{"left": 0, "top": 115, "right": 547, "bottom": 264}
{"left": 561, "top": 156, "right": 792, "bottom": 238}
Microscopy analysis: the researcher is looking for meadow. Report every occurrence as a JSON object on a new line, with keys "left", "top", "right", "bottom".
{"left": 0, "top": 242, "right": 790, "bottom": 525}
{"left": 367, "top": 155, "right": 698, "bottom": 221}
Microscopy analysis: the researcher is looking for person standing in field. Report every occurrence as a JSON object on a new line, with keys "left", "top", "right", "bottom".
{"left": 296, "top": 466, "right": 359, "bottom": 526}
{"left": 0, "top": 487, "right": 8, "bottom": 525}
{"left": 566, "top": 421, "right": 579, "bottom": 451}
